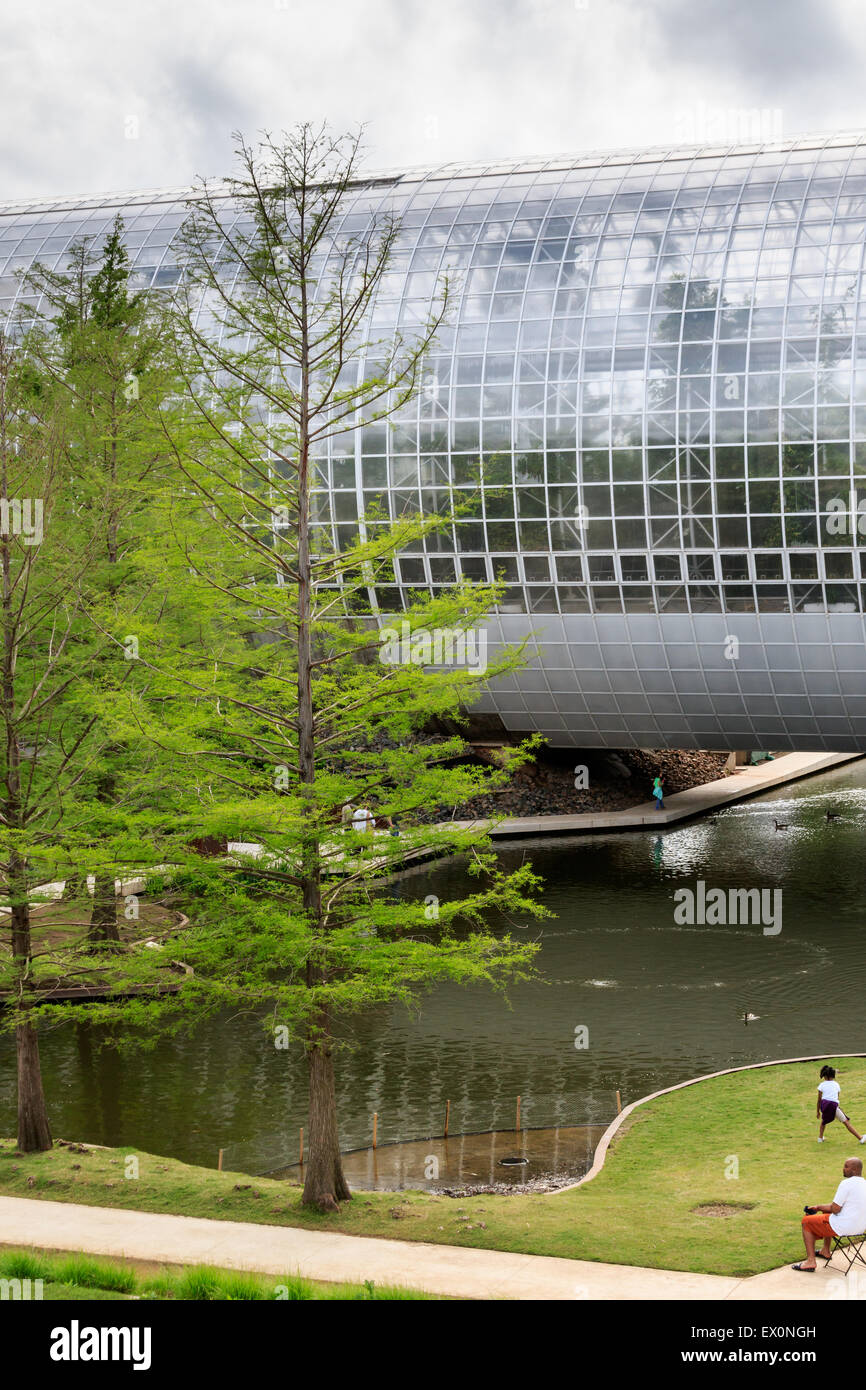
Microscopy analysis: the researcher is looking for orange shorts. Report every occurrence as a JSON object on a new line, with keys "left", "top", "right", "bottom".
{"left": 802, "top": 1212, "right": 835, "bottom": 1241}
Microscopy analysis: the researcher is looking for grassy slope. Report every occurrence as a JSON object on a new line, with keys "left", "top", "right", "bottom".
{"left": 1, "top": 1058, "right": 862, "bottom": 1278}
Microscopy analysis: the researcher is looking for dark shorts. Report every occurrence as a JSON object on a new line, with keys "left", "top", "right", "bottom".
{"left": 821, "top": 1100, "right": 849, "bottom": 1123}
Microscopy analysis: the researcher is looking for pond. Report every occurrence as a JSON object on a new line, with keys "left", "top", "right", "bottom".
{"left": 2, "top": 760, "right": 865, "bottom": 1179}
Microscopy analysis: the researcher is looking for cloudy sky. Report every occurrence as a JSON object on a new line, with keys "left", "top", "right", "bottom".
{"left": 3, "top": 0, "right": 866, "bottom": 200}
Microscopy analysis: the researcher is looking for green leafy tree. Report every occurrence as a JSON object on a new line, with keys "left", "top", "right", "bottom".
{"left": 0, "top": 224, "right": 199, "bottom": 1153}
{"left": 0, "top": 329, "right": 157, "bottom": 1150}
{"left": 102, "top": 125, "right": 547, "bottom": 1211}
{"left": 22, "top": 216, "right": 182, "bottom": 941}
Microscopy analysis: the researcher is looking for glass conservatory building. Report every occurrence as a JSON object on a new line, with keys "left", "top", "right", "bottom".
{"left": 3, "top": 131, "right": 866, "bottom": 750}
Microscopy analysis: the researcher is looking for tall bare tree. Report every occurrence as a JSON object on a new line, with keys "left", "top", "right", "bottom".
{"left": 140, "top": 126, "right": 544, "bottom": 1210}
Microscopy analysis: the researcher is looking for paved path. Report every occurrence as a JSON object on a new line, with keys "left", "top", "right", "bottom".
{"left": 0, "top": 1195, "right": 856, "bottom": 1300}
{"left": 454, "top": 750, "right": 862, "bottom": 838}
{"left": 325, "top": 750, "right": 862, "bottom": 875}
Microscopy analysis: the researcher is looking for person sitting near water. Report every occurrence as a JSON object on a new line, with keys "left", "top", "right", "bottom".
{"left": 817, "top": 1065, "right": 866, "bottom": 1144}
{"left": 794, "top": 1156, "right": 866, "bottom": 1271}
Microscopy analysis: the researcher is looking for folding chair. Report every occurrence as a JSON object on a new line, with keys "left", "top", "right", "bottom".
{"left": 831, "top": 1230, "right": 866, "bottom": 1276}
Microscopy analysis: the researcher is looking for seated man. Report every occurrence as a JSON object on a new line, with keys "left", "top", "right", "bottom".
{"left": 794, "top": 1156, "right": 866, "bottom": 1271}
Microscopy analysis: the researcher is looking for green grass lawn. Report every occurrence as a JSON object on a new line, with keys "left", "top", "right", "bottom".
{"left": 2, "top": 1058, "right": 863, "bottom": 1278}
{"left": 0, "top": 1246, "right": 437, "bottom": 1301}
{"left": 41, "top": 1284, "right": 134, "bottom": 1301}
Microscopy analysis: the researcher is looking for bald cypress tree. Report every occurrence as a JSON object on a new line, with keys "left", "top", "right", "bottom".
{"left": 124, "top": 125, "right": 546, "bottom": 1211}
{"left": 23, "top": 215, "right": 179, "bottom": 942}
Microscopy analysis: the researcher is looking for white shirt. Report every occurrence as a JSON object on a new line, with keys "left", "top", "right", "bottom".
{"left": 819, "top": 1080, "right": 841, "bottom": 1104}
{"left": 830, "top": 1176, "right": 866, "bottom": 1236}
{"left": 352, "top": 806, "right": 372, "bottom": 832}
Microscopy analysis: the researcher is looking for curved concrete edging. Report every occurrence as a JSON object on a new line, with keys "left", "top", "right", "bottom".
{"left": 554, "top": 1052, "right": 866, "bottom": 1196}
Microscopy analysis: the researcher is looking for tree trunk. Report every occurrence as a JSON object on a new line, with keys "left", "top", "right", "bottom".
{"left": 302, "top": 1027, "right": 351, "bottom": 1211}
{"left": 88, "top": 872, "right": 120, "bottom": 945}
{"left": 16, "top": 1019, "right": 52, "bottom": 1153}
{"left": 0, "top": 342, "right": 52, "bottom": 1154}
{"left": 295, "top": 206, "right": 349, "bottom": 1214}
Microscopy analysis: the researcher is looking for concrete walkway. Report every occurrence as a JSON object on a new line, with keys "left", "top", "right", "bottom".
{"left": 0, "top": 1194, "right": 856, "bottom": 1300}
{"left": 454, "top": 750, "right": 862, "bottom": 839}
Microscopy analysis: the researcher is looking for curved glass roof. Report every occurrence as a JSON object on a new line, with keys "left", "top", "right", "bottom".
{"left": 3, "top": 129, "right": 866, "bottom": 627}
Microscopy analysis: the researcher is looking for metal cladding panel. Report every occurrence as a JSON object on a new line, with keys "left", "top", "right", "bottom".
{"left": 474, "top": 612, "right": 866, "bottom": 750}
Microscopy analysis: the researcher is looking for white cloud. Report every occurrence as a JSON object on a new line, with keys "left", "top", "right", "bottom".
{"left": 2, "top": 0, "right": 866, "bottom": 200}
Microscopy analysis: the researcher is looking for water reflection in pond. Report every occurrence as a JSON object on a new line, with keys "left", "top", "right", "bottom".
{"left": 1, "top": 761, "right": 865, "bottom": 1175}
